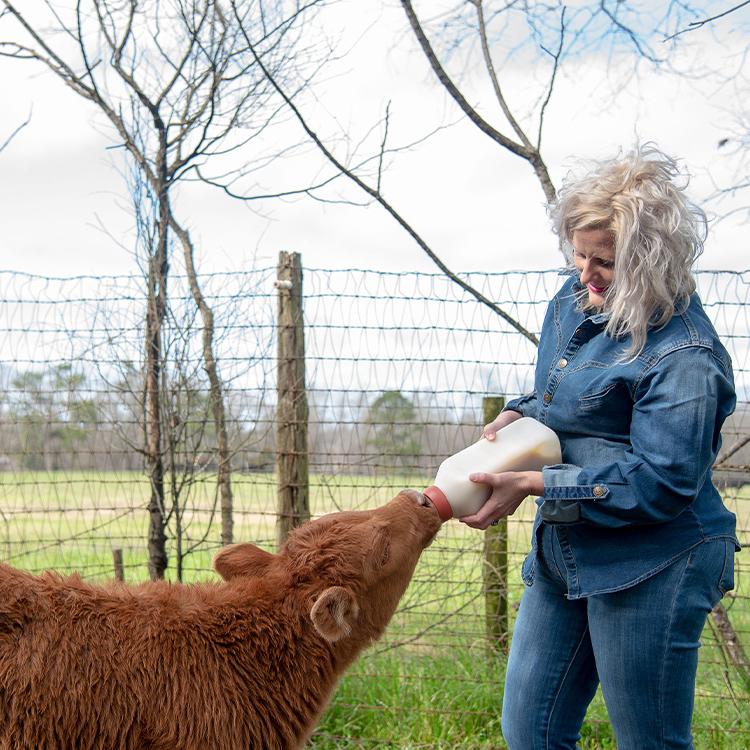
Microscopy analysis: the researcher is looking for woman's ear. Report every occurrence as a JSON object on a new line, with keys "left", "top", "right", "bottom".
{"left": 310, "top": 586, "right": 359, "bottom": 642}
{"left": 213, "top": 543, "right": 276, "bottom": 580}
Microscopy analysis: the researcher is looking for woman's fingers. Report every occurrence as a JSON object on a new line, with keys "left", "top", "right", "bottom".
{"left": 482, "top": 410, "right": 523, "bottom": 440}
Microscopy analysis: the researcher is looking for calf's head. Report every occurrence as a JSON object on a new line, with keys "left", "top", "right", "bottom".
{"left": 214, "top": 490, "right": 441, "bottom": 645}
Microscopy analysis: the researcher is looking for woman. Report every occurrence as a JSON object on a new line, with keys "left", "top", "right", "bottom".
{"left": 461, "top": 145, "right": 739, "bottom": 749}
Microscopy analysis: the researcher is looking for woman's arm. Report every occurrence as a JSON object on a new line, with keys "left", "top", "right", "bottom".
{"left": 540, "top": 346, "right": 735, "bottom": 527}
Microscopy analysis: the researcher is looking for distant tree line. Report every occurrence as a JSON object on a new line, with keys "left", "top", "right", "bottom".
{"left": 1, "top": 366, "right": 481, "bottom": 476}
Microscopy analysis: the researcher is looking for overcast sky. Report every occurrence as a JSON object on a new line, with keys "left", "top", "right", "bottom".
{"left": 1, "top": 2, "right": 749, "bottom": 279}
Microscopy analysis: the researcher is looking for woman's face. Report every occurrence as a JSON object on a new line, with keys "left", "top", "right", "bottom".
{"left": 571, "top": 228, "right": 616, "bottom": 308}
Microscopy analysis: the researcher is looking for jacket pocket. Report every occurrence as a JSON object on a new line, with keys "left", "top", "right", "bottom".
{"left": 577, "top": 381, "right": 625, "bottom": 412}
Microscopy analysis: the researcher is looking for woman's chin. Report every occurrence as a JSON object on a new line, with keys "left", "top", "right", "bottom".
{"left": 587, "top": 290, "right": 606, "bottom": 308}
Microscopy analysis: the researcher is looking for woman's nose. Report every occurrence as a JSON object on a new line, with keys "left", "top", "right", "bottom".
{"left": 579, "top": 260, "right": 592, "bottom": 283}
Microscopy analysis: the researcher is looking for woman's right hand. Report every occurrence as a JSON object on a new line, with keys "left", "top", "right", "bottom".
{"left": 483, "top": 409, "right": 523, "bottom": 441}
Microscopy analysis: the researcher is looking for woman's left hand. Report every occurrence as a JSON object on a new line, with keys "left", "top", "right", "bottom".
{"left": 458, "top": 471, "right": 543, "bottom": 529}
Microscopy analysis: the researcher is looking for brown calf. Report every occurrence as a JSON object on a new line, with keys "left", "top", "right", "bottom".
{"left": 0, "top": 490, "right": 441, "bottom": 749}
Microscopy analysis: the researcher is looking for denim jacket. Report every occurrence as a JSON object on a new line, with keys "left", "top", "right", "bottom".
{"left": 506, "top": 275, "right": 739, "bottom": 598}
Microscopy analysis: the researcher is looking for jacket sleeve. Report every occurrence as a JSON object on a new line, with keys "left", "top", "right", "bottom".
{"left": 539, "top": 345, "right": 735, "bottom": 527}
{"left": 504, "top": 391, "right": 538, "bottom": 419}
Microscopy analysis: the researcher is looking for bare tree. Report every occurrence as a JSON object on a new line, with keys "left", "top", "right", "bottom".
{"left": 219, "top": 2, "right": 721, "bottom": 345}
{"left": 84, "top": 238, "right": 275, "bottom": 581}
{"left": 394, "top": 1, "right": 740, "bottom": 223}
{"left": 0, "top": 0, "right": 328, "bottom": 577}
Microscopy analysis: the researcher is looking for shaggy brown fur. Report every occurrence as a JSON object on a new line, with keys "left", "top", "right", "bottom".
{"left": 0, "top": 490, "right": 441, "bottom": 750}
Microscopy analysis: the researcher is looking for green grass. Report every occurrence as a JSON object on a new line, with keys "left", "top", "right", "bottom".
{"left": 309, "top": 635, "right": 749, "bottom": 749}
{"left": 0, "top": 470, "right": 436, "bottom": 578}
{"left": 0, "top": 470, "right": 748, "bottom": 748}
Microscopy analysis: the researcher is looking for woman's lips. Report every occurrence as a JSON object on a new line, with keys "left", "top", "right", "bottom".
{"left": 588, "top": 283, "right": 608, "bottom": 294}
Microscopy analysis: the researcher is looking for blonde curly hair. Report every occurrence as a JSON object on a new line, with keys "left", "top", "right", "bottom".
{"left": 550, "top": 143, "right": 707, "bottom": 358}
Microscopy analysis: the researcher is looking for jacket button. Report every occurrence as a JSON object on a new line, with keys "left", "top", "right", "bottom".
{"left": 558, "top": 358, "right": 568, "bottom": 368}
{"left": 543, "top": 392, "right": 552, "bottom": 404}
{"left": 592, "top": 485, "right": 605, "bottom": 497}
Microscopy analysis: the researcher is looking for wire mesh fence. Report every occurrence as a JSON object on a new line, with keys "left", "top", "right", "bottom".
{"left": 0, "top": 264, "right": 748, "bottom": 748}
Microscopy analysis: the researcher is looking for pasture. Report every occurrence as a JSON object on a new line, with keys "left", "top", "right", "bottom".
{"left": 0, "top": 470, "right": 747, "bottom": 749}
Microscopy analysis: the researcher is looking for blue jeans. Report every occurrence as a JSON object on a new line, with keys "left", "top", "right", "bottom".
{"left": 501, "top": 529, "right": 736, "bottom": 750}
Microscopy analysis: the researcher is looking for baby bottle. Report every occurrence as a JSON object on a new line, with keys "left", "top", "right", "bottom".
{"left": 424, "top": 417, "right": 561, "bottom": 522}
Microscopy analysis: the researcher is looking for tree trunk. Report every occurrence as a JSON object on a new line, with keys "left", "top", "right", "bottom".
{"left": 171, "top": 218, "right": 233, "bottom": 547}
{"left": 145, "top": 177, "right": 169, "bottom": 581}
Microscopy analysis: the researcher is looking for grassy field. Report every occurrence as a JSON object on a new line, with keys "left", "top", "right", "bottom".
{"left": 0, "top": 470, "right": 748, "bottom": 748}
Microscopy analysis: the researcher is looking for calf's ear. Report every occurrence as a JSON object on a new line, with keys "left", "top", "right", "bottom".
{"left": 214, "top": 543, "right": 276, "bottom": 580}
{"left": 310, "top": 586, "right": 359, "bottom": 642}
{"left": 367, "top": 522, "right": 392, "bottom": 572}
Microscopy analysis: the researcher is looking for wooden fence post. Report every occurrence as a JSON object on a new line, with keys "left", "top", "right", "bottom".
{"left": 482, "top": 395, "right": 509, "bottom": 654}
{"left": 112, "top": 548, "right": 125, "bottom": 582}
{"left": 275, "top": 251, "right": 310, "bottom": 549}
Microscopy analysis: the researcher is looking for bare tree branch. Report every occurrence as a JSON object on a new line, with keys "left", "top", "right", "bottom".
{"left": 537, "top": 8, "right": 566, "bottom": 153}
{"left": 377, "top": 100, "right": 391, "bottom": 195}
{"left": 400, "top": 0, "right": 557, "bottom": 205}
{"left": 232, "top": 0, "right": 539, "bottom": 346}
{"left": 400, "top": 0, "right": 530, "bottom": 160}
{"left": 473, "top": 0, "right": 532, "bottom": 151}
{"left": 194, "top": 118, "right": 452, "bottom": 205}
{"left": 0, "top": 110, "right": 30, "bottom": 153}
{"left": 664, "top": 0, "right": 750, "bottom": 41}
{"left": 598, "top": 0, "right": 663, "bottom": 64}
{"left": 715, "top": 432, "right": 750, "bottom": 467}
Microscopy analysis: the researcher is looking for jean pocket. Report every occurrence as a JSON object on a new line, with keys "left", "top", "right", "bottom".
{"left": 717, "top": 541, "right": 736, "bottom": 596}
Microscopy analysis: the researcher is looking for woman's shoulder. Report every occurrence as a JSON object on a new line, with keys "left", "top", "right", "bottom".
{"left": 643, "top": 294, "right": 731, "bottom": 369}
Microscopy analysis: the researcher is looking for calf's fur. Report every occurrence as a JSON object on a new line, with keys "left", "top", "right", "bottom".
{"left": 0, "top": 490, "right": 441, "bottom": 750}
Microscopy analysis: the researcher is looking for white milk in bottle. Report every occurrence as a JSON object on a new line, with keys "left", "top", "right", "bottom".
{"left": 424, "top": 417, "right": 561, "bottom": 522}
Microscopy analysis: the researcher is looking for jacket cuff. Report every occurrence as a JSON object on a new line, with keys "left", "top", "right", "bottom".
{"left": 542, "top": 465, "right": 611, "bottom": 500}
{"left": 504, "top": 393, "right": 536, "bottom": 417}
{"left": 540, "top": 465, "right": 611, "bottom": 524}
